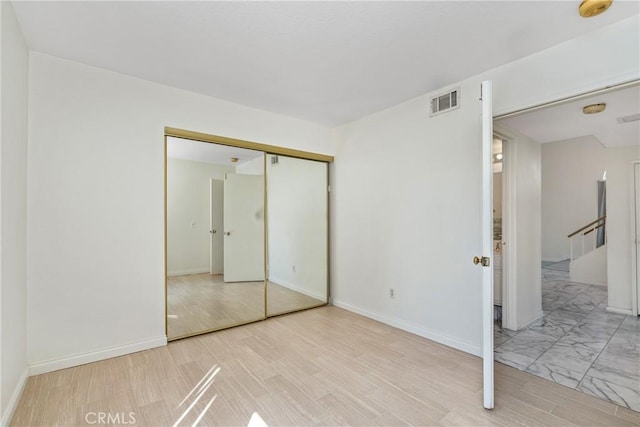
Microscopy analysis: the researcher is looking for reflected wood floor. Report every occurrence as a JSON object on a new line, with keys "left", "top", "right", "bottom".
{"left": 167, "top": 274, "right": 263, "bottom": 339}
{"left": 168, "top": 274, "right": 324, "bottom": 339}
{"left": 12, "top": 307, "right": 639, "bottom": 426}
{"left": 266, "top": 281, "right": 325, "bottom": 317}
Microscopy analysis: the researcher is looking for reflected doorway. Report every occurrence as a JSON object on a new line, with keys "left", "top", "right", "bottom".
{"left": 166, "top": 137, "right": 266, "bottom": 339}
{"left": 164, "top": 129, "right": 333, "bottom": 341}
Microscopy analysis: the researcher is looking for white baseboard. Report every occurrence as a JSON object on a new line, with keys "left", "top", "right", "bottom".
{"left": 270, "top": 277, "right": 326, "bottom": 301}
{"left": 517, "top": 311, "right": 544, "bottom": 330}
{"left": 332, "top": 300, "right": 481, "bottom": 357}
{"left": 1, "top": 367, "right": 28, "bottom": 427}
{"left": 542, "top": 257, "right": 567, "bottom": 263}
{"left": 29, "top": 336, "right": 167, "bottom": 375}
{"left": 606, "top": 306, "right": 633, "bottom": 316}
{"left": 167, "top": 268, "right": 209, "bottom": 277}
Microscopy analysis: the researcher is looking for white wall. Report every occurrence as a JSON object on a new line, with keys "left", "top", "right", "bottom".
{"left": 19, "top": 10, "right": 640, "bottom": 373}
{"left": 606, "top": 146, "right": 640, "bottom": 312}
{"left": 332, "top": 16, "right": 639, "bottom": 356}
{"left": 332, "top": 79, "right": 485, "bottom": 354}
{"left": 570, "top": 245, "right": 608, "bottom": 286}
{"left": 493, "top": 124, "right": 543, "bottom": 330}
{"left": 166, "top": 158, "right": 232, "bottom": 276}
{"left": 235, "top": 156, "right": 264, "bottom": 175}
{"left": 26, "top": 52, "right": 334, "bottom": 373}
{"left": 541, "top": 136, "right": 606, "bottom": 262}
{"left": 493, "top": 172, "right": 502, "bottom": 219}
{"left": 0, "top": 1, "right": 29, "bottom": 424}
{"left": 490, "top": 16, "right": 640, "bottom": 119}
{"left": 510, "top": 128, "right": 543, "bottom": 329}
{"left": 540, "top": 140, "right": 638, "bottom": 311}
{"left": 267, "top": 155, "right": 327, "bottom": 301}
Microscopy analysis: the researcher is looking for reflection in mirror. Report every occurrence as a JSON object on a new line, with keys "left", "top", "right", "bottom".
{"left": 266, "top": 154, "right": 328, "bottom": 316}
{"left": 166, "top": 137, "right": 265, "bottom": 339}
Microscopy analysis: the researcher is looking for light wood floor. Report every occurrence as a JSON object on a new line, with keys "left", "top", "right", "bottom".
{"left": 11, "top": 307, "right": 639, "bottom": 426}
{"left": 168, "top": 274, "right": 324, "bottom": 339}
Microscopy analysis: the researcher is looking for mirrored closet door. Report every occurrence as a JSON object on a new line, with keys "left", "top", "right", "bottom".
{"left": 166, "top": 137, "right": 266, "bottom": 340}
{"left": 165, "top": 129, "right": 331, "bottom": 341}
{"left": 266, "top": 154, "right": 328, "bottom": 316}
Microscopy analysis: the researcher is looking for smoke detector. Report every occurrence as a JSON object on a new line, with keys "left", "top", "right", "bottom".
{"left": 579, "top": 0, "right": 613, "bottom": 18}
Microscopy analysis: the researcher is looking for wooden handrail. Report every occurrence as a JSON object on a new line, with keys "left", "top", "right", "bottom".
{"left": 568, "top": 216, "right": 606, "bottom": 238}
{"left": 583, "top": 223, "right": 605, "bottom": 236}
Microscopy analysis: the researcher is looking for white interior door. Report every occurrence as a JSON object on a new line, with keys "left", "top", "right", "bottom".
{"left": 223, "top": 173, "right": 265, "bottom": 282}
{"left": 481, "top": 80, "right": 494, "bottom": 409}
{"left": 209, "top": 178, "right": 224, "bottom": 275}
{"left": 635, "top": 163, "right": 640, "bottom": 315}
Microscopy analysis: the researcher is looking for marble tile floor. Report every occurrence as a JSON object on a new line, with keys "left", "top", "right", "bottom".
{"left": 542, "top": 259, "right": 571, "bottom": 272}
{"left": 495, "top": 267, "right": 640, "bottom": 412}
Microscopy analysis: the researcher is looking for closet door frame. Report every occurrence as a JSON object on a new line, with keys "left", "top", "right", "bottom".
{"left": 164, "top": 127, "right": 333, "bottom": 340}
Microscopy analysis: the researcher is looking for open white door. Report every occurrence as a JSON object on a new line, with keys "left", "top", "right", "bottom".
{"left": 223, "top": 173, "right": 265, "bottom": 282}
{"left": 634, "top": 163, "right": 640, "bottom": 316}
{"left": 209, "top": 178, "right": 224, "bottom": 275}
{"left": 480, "top": 80, "right": 495, "bottom": 409}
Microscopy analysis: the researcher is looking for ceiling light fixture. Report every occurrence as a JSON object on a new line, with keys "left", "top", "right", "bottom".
{"left": 496, "top": 153, "right": 503, "bottom": 160}
{"left": 579, "top": 0, "right": 613, "bottom": 18}
{"left": 582, "top": 103, "right": 606, "bottom": 114}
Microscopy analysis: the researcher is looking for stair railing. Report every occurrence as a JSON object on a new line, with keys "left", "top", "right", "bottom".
{"left": 568, "top": 216, "right": 606, "bottom": 261}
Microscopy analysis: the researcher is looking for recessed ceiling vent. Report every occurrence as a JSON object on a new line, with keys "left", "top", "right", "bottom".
{"left": 430, "top": 89, "right": 460, "bottom": 117}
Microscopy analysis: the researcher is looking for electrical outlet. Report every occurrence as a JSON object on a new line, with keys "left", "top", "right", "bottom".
{"left": 389, "top": 288, "right": 395, "bottom": 298}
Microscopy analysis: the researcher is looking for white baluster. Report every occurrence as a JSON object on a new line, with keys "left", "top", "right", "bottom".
{"left": 570, "top": 238, "right": 574, "bottom": 261}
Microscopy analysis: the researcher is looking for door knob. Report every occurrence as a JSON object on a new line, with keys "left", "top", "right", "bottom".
{"left": 224, "top": 232, "right": 231, "bottom": 236}
{"left": 210, "top": 230, "right": 216, "bottom": 234}
{"left": 473, "top": 256, "right": 491, "bottom": 267}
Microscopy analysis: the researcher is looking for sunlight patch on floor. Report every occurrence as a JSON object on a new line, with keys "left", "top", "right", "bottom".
{"left": 173, "top": 365, "right": 221, "bottom": 427}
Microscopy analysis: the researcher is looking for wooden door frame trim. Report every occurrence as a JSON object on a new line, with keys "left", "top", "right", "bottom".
{"left": 165, "top": 127, "right": 334, "bottom": 163}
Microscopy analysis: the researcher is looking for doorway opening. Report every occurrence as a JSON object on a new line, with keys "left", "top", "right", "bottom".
{"left": 492, "top": 135, "right": 504, "bottom": 327}
{"left": 634, "top": 161, "right": 640, "bottom": 317}
{"left": 491, "top": 82, "right": 640, "bottom": 411}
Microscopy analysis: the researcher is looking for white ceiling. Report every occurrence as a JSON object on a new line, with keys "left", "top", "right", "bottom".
{"left": 497, "top": 84, "right": 640, "bottom": 147}
{"left": 12, "top": 1, "right": 640, "bottom": 127}
{"left": 166, "top": 137, "right": 263, "bottom": 166}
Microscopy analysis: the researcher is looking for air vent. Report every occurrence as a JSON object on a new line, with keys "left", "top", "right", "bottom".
{"left": 617, "top": 113, "right": 640, "bottom": 124}
{"left": 430, "top": 89, "right": 460, "bottom": 116}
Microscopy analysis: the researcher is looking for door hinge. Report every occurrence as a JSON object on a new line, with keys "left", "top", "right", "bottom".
{"left": 328, "top": 185, "right": 331, "bottom": 193}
